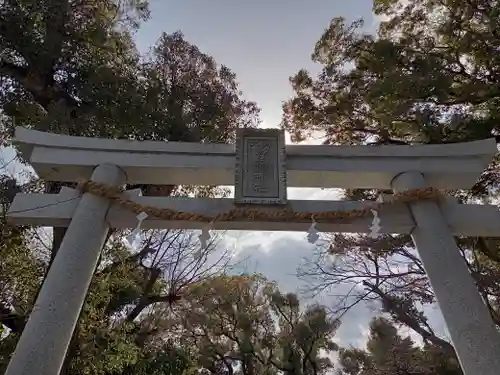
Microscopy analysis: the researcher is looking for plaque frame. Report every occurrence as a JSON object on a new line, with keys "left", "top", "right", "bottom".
{"left": 234, "top": 128, "right": 287, "bottom": 205}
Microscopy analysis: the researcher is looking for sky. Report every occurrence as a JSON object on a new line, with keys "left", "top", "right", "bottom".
{"left": 134, "top": 0, "right": 378, "bottom": 130}
{"left": 131, "top": 0, "right": 449, "bottom": 348}
{"left": 0, "top": 0, "right": 449, "bottom": 352}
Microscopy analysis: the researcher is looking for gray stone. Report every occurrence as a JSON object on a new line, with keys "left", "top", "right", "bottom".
{"left": 13, "top": 127, "right": 496, "bottom": 189}
{"left": 4, "top": 164, "right": 126, "bottom": 375}
{"left": 234, "top": 128, "right": 287, "bottom": 205}
{"left": 392, "top": 172, "right": 500, "bottom": 375}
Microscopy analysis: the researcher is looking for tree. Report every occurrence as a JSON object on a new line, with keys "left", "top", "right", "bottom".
{"left": 141, "top": 31, "right": 259, "bottom": 144}
{"left": 0, "top": 176, "right": 45, "bottom": 365}
{"left": 1, "top": 0, "right": 259, "bottom": 264}
{"left": 338, "top": 317, "right": 462, "bottom": 375}
{"left": 283, "top": 2, "right": 500, "bottom": 147}
{"left": 174, "top": 274, "right": 339, "bottom": 375}
{"left": 0, "top": 0, "right": 260, "bottom": 374}
{"left": 283, "top": 0, "right": 500, "bottom": 367}
{"left": 1, "top": 0, "right": 148, "bottom": 136}
{"left": 1, "top": 1, "right": 259, "bottom": 140}
{"left": 297, "top": 233, "right": 459, "bottom": 353}
{"left": 0, "top": 199, "right": 233, "bottom": 374}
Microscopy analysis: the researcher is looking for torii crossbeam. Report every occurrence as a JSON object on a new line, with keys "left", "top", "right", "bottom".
{"left": 5, "top": 127, "right": 500, "bottom": 375}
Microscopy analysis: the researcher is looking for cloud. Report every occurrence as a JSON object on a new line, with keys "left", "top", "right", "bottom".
{"left": 220, "top": 181, "right": 378, "bottom": 348}
{"left": 228, "top": 209, "right": 450, "bottom": 349}
{"left": 232, "top": 233, "right": 377, "bottom": 347}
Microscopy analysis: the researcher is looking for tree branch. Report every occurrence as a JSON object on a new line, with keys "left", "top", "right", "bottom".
{"left": 0, "top": 304, "right": 26, "bottom": 333}
{"left": 363, "top": 281, "right": 455, "bottom": 354}
{"left": 0, "top": 59, "right": 29, "bottom": 82}
{"left": 124, "top": 268, "right": 187, "bottom": 323}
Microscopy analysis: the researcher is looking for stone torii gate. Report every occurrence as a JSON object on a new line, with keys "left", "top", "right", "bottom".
{"left": 5, "top": 127, "right": 500, "bottom": 375}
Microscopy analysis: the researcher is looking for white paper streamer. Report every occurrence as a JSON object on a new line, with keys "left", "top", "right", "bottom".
{"left": 368, "top": 209, "right": 381, "bottom": 239}
{"left": 195, "top": 224, "right": 212, "bottom": 260}
{"left": 126, "top": 212, "right": 148, "bottom": 247}
{"left": 307, "top": 217, "right": 320, "bottom": 244}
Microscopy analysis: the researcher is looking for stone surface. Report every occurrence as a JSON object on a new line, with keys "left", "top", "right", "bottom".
{"left": 234, "top": 128, "right": 287, "bottom": 204}
{"left": 14, "top": 127, "right": 496, "bottom": 189}
{"left": 8, "top": 190, "right": 500, "bottom": 236}
{"left": 4, "top": 164, "right": 126, "bottom": 375}
{"left": 392, "top": 172, "right": 500, "bottom": 375}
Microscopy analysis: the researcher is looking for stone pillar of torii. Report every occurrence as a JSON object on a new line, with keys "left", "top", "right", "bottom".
{"left": 4, "top": 127, "right": 500, "bottom": 375}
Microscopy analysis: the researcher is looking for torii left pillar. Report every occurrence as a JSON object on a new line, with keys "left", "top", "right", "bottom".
{"left": 5, "top": 164, "right": 126, "bottom": 375}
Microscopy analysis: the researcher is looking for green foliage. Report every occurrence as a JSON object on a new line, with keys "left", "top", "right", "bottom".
{"left": 283, "top": 1, "right": 500, "bottom": 146}
{"left": 1, "top": 0, "right": 148, "bottom": 137}
{"left": 141, "top": 31, "right": 260, "bottom": 143}
{"left": 129, "top": 344, "right": 197, "bottom": 375}
{"left": 0, "top": 177, "right": 43, "bottom": 373}
{"left": 338, "top": 317, "right": 462, "bottom": 375}
{"left": 178, "top": 274, "right": 339, "bottom": 374}
{"left": 1, "top": 0, "right": 259, "bottom": 142}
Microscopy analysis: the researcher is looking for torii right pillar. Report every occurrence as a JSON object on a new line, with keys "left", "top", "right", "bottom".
{"left": 392, "top": 172, "right": 500, "bottom": 375}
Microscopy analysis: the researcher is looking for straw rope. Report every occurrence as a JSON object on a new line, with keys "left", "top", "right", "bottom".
{"left": 76, "top": 180, "right": 442, "bottom": 223}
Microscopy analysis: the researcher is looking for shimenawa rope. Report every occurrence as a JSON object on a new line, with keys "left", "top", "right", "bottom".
{"left": 75, "top": 180, "right": 442, "bottom": 223}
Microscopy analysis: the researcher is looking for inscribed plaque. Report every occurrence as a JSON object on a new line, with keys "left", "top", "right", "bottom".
{"left": 234, "top": 128, "right": 287, "bottom": 205}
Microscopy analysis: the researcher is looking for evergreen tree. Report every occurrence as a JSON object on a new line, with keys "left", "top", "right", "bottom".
{"left": 338, "top": 317, "right": 462, "bottom": 375}
{"left": 177, "top": 274, "right": 339, "bottom": 375}
{"left": 285, "top": 0, "right": 500, "bottom": 369}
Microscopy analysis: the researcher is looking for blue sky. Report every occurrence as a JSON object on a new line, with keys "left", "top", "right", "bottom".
{"left": 134, "top": 0, "right": 377, "bottom": 129}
